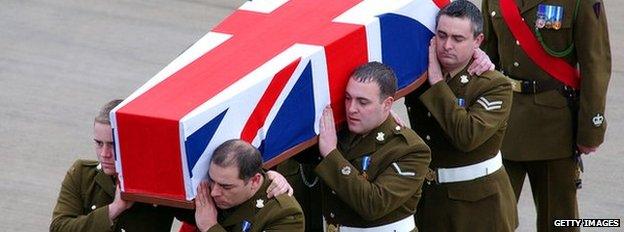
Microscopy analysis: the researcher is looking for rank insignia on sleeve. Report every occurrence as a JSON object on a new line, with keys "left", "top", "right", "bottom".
{"left": 392, "top": 162, "right": 415, "bottom": 176}
{"left": 477, "top": 97, "right": 502, "bottom": 111}
{"left": 592, "top": 113, "right": 604, "bottom": 127}
{"left": 341, "top": 166, "right": 351, "bottom": 175}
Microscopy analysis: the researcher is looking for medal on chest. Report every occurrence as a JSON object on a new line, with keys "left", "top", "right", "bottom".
{"left": 536, "top": 4, "right": 564, "bottom": 30}
{"left": 360, "top": 155, "right": 371, "bottom": 179}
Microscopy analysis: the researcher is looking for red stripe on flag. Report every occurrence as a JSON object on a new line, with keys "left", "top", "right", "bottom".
{"left": 433, "top": 0, "right": 451, "bottom": 9}
{"left": 117, "top": 114, "right": 186, "bottom": 198}
{"left": 325, "top": 28, "right": 369, "bottom": 124}
{"left": 240, "top": 58, "right": 301, "bottom": 142}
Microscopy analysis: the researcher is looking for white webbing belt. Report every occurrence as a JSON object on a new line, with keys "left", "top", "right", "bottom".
{"left": 437, "top": 151, "right": 503, "bottom": 183}
{"left": 324, "top": 215, "right": 415, "bottom": 232}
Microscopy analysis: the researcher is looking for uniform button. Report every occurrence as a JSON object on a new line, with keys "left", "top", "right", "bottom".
{"left": 515, "top": 40, "right": 520, "bottom": 46}
{"left": 331, "top": 190, "right": 336, "bottom": 195}
{"left": 513, "top": 62, "right": 519, "bottom": 67}
{"left": 407, "top": 106, "right": 412, "bottom": 112}
{"left": 121, "top": 229, "right": 126, "bottom": 232}
{"left": 490, "top": 11, "right": 496, "bottom": 17}
{"left": 521, "top": 18, "right": 525, "bottom": 22}
{"left": 427, "top": 112, "right": 431, "bottom": 118}
{"left": 152, "top": 204, "right": 158, "bottom": 207}
{"left": 91, "top": 205, "right": 96, "bottom": 210}
{"left": 425, "top": 135, "right": 431, "bottom": 141}
{"left": 330, "top": 212, "right": 335, "bottom": 218}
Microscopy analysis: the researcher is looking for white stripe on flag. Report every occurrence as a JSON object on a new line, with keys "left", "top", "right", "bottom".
{"left": 180, "top": 44, "right": 324, "bottom": 200}
{"left": 239, "top": 0, "right": 289, "bottom": 13}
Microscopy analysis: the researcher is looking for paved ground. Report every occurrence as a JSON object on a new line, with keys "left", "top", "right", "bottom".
{"left": 0, "top": 0, "right": 621, "bottom": 231}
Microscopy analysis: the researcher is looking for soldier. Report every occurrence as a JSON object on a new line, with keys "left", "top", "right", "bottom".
{"left": 482, "top": 0, "right": 611, "bottom": 230}
{"left": 194, "top": 139, "right": 304, "bottom": 232}
{"left": 404, "top": 0, "right": 517, "bottom": 230}
{"left": 316, "top": 61, "right": 431, "bottom": 231}
{"left": 50, "top": 100, "right": 292, "bottom": 232}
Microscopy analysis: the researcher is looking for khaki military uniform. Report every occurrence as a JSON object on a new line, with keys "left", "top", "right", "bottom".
{"left": 404, "top": 65, "right": 517, "bottom": 231}
{"left": 206, "top": 172, "right": 305, "bottom": 232}
{"left": 482, "top": 0, "right": 611, "bottom": 231}
{"left": 276, "top": 148, "right": 324, "bottom": 232}
{"left": 51, "top": 159, "right": 188, "bottom": 232}
{"left": 314, "top": 117, "right": 431, "bottom": 231}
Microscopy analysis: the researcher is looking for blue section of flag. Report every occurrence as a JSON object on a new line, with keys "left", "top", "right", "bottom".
{"left": 184, "top": 109, "right": 228, "bottom": 177}
{"left": 259, "top": 62, "right": 316, "bottom": 161}
{"left": 378, "top": 13, "right": 434, "bottom": 89}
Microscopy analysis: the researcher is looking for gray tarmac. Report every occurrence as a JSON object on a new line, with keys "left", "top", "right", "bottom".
{"left": 0, "top": 0, "right": 621, "bottom": 231}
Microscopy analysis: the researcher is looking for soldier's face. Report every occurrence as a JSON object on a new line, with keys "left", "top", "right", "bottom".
{"left": 208, "top": 162, "right": 261, "bottom": 209}
{"left": 345, "top": 78, "right": 393, "bottom": 135}
{"left": 435, "top": 15, "right": 483, "bottom": 72}
{"left": 93, "top": 122, "right": 116, "bottom": 175}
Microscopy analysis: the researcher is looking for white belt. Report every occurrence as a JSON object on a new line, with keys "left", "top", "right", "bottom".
{"left": 437, "top": 152, "right": 503, "bottom": 183}
{"left": 324, "top": 215, "right": 415, "bottom": 232}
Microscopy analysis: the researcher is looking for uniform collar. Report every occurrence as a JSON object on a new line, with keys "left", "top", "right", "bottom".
{"left": 94, "top": 166, "right": 116, "bottom": 198}
{"left": 445, "top": 59, "right": 474, "bottom": 87}
{"left": 342, "top": 116, "right": 398, "bottom": 161}
{"left": 219, "top": 172, "right": 270, "bottom": 227}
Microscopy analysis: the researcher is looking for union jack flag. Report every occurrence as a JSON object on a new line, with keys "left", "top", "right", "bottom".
{"left": 111, "top": 0, "right": 449, "bottom": 205}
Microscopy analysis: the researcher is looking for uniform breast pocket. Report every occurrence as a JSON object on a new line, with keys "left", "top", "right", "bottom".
{"left": 533, "top": 1, "right": 575, "bottom": 51}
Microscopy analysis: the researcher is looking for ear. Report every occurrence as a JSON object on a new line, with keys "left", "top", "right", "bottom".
{"left": 382, "top": 96, "right": 394, "bottom": 112}
{"left": 249, "top": 173, "right": 263, "bottom": 190}
{"left": 473, "top": 33, "right": 484, "bottom": 49}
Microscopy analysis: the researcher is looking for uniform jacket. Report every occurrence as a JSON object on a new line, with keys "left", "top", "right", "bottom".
{"left": 482, "top": 0, "right": 611, "bottom": 160}
{"left": 51, "top": 159, "right": 187, "bottom": 232}
{"left": 405, "top": 66, "right": 513, "bottom": 168}
{"left": 314, "top": 117, "right": 431, "bottom": 227}
{"left": 207, "top": 173, "right": 304, "bottom": 232}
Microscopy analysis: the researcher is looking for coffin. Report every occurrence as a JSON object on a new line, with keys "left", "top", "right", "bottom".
{"left": 111, "top": 0, "right": 448, "bottom": 208}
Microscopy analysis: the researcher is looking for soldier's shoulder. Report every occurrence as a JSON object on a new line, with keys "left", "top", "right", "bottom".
{"left": 273, "top": 194, "right": 303, "bottom": 211}
{"left": 68, "top": 159, "right": 99, "bottom": 175}
{"left": 477, "top": 70, "right": 505, "bottom": 81}
{"left": 391, "top": 127, "right": 426, "bottom": 148}
{"left": 476, "top": 70, "right": 512, "bottom": 87}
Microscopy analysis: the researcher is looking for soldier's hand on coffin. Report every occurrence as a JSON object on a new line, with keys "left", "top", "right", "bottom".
{"left": 195, "top": 181, "right": 218, "bottom": 232}
{"left": 468, "top": 47, "right": 495, "bottom": 75}
{"left": 266, "top": 170, "right": 294, "bottom": 198}
{"left": 577, "top": 144, "right": 598, "bottom": 155}
{"left": 390, "top": 110, "right": 406, "bottom": 127}
{"left": 319, "top": 105, "right": 337, "bottom": 157}
{"left": 427, "top": 37, "right": 444, "bottom": 86}
{"left": 108, "top": 184, "right": 134, "bottom": 223}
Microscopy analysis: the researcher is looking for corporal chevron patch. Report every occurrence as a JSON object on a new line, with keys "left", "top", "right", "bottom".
{"left": 392, "top": 162, "right": 415, "bottom": 176}
{"left": 476, "top": 97, "right": 502, "bottom": 111}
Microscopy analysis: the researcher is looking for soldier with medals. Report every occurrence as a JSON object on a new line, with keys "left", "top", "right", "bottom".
{"left": 194, "top": 139, "right": 304, "bottom": 232}
{"left": 403, "top": 1, "right": 517, "bottom": 231}
{"left": 482, "top": 0, "right": 611, "bottom": 231}
{"left": 316, "top": 61, "right": 431, "bottom": 231}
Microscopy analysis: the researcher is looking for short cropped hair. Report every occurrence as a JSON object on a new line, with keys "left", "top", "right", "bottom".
{"left": 94, "top": 99, "right": 123, "bottom": 125}
{"left": 351, "top": 61, "right": 397, "bottom": 100}
{"left": 211, "top": 139, "right": 263, "bottom": 182}
{"left": 436, "top": 0, "right": 483, "bottom": 37}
